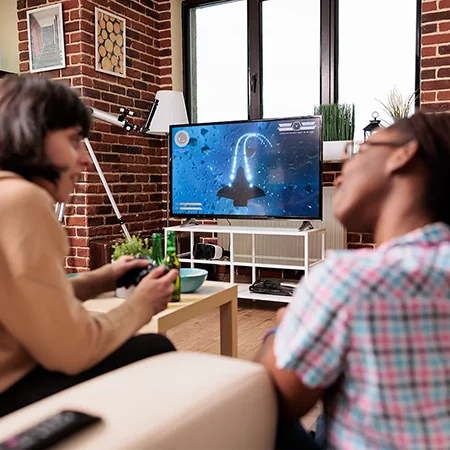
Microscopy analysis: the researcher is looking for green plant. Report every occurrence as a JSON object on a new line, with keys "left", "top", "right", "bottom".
{"left": 314, "top": 103, "right": 355, "bottom": 141}
{"left": 112, "top": 234, "right": 152, "bottom": 261}
{"left": 375, "top": 87, "right": 418, "bottom": 125}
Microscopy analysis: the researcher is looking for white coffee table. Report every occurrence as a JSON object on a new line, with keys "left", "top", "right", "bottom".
{"left": 84, "top": 281, "right": 238, "bottom": 357}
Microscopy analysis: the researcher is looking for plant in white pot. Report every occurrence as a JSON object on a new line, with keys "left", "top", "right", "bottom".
{"left": 112, "top": 234, "right": 152, "bottom": 298}
{"left": 314, "top": 103, "right": 355, "bottom": 161}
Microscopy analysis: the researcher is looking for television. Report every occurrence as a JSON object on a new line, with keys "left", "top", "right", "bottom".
{"left": 169, "top": 116, "right": 322, "bottom": 220}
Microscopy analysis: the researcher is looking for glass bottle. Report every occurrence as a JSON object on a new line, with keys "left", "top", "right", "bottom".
{"left": 164, "top": 231, "right": 181, "bottom": 302}
{"left": 151, "top": 233, "right": 164, "bottom": 266}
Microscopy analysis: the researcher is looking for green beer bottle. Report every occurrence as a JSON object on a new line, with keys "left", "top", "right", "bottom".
{"left": 151, "top": 233, "right": 164, "bottom": 266}
{"left": 164, "top": 231, "right": 181, "bottom": 302}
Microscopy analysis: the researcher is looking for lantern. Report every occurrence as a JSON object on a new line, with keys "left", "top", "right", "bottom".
{"left": 363, "top": 111, "right": 381, "bottom": 141}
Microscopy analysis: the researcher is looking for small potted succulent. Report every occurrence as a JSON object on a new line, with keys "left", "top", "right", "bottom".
{"left": 314, "top": 103, "right": 355, "bottom": 161}
{"left": 112, "top": 234, "right": 152, "bottom": 298}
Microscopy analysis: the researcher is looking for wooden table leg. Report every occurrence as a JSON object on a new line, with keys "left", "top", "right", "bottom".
{"left": 220, "top": 296, "right": 238, "bottom": 357}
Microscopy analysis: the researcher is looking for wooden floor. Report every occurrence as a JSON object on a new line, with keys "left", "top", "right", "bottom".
{"left": 166, "top": 299, "right": 321, "bottom": 431}
{"left": 167, "top": 299, "right": 279, "bottom": 359}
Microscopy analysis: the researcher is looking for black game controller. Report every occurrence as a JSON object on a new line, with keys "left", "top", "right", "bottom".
{"left": 116, "top": 257, "right": 160, "bottom": 288}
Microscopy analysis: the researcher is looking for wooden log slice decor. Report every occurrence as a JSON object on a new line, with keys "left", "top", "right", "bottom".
{"left": 96, "top": 10, "right": 125, "bottom": 76}
{"left": 102, "top": 57, "right": 112, "bottom": 72}
{"left": 105, "top": 39, "right": 113, "bottom": 53}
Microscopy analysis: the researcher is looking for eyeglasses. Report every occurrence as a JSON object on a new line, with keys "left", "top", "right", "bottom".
{"left": 343, "top": 140, "right": 412, "bottom": 160}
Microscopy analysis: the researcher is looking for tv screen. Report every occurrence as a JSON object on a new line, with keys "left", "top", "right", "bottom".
{"left": 169, "top": 116, "right": 322, "bottom": 220}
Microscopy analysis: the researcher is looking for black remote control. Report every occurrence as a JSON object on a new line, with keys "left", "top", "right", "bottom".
{"left": 0, "top": 410, "right": 102, "bottom": 450}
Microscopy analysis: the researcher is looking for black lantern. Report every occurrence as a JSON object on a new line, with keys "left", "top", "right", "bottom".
{"left": 363, "top": 111, "right": 381, "bottom": 141}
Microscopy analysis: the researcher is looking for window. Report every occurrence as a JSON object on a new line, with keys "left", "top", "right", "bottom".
{"left": 185, "top": 0, "right": 247, "bottom": 123}
{"left": 183, "top": 0, "right": 420, "bottom": 130}
{"left": 262, "top": 0, "right": 321, "bottom": 118}
{"left": 339, "top": 0, "right": 418, "bottom": 140}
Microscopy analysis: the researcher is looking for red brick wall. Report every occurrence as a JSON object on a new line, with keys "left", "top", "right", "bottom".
{"left": 420, "top": 0, "right": 450, "bottom": 111}
{"left": 17, "top": 0, "right": 172, "bottom": 272}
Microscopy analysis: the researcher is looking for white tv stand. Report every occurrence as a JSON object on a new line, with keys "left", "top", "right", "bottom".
{"left": 164, "top": 225, "right": 326, "bottom": 303}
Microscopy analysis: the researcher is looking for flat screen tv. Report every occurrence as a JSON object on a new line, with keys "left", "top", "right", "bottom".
{"left": 169, "top": 116, "right": 322, "bottom": 220}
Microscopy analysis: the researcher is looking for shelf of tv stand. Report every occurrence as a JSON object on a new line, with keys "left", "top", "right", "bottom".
{"left": 237, "top": 283, "right": 297, "bottom": 303}
{"left": 165, "top": 224, "right": 326, "bottom": 302}
{"left": 178, "top": 257, "right": 323, "bottom": 271}
{"left": 166, "top": 224, "right": 326, "bottom": 237}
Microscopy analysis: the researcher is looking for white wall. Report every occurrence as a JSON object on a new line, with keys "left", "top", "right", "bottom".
{"left": 171, "top": 0, "right": 183, "bottom": 91}
{"left": 0, "top": 0, "right": 19, "bottom": 73}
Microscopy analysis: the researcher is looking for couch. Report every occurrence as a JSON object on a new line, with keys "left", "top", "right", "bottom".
{"left": 0, "top": 352, "right": 278, "bottom": 449}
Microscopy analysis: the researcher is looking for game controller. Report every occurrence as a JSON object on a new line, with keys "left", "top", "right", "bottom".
{"left": 116, "top": 257, "right": 164, "bottom": 288}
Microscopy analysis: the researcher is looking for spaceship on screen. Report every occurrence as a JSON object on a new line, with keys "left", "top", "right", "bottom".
{"left": 217, "top": 166, "right": 265, "bottom": 207}
{"left": 217, "top": 132, "right": 270, "bottom": 207}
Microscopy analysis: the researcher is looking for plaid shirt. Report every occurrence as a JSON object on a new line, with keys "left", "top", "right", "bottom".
{"left": 274, "top": 222, "right": 450, "bottom": 450}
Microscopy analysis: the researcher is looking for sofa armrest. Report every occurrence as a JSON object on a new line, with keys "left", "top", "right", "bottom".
{"left": 0, "top": 352, "right": 278, "bottom": 449}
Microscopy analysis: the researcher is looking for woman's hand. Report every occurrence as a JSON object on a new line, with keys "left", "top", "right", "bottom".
{"left": 110, "top": 256, "right": 150, "bottom": 285}
{"left": 70, "top": 256, "right": 151, "bottom": 302}
{"left": 130, "top": 266, "right": 179, "bottom": 317}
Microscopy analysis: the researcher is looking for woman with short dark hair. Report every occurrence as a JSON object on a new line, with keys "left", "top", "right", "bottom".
{"left": 0, "top": 75, "right": 178, "bottom": 418}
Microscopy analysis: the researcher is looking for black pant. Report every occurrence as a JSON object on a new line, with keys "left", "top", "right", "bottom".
{"left": 0, "top": 334, "right": 175, "bottom": 419}
{"left": 275, "top": 420, "right": 323, "bottom": 450}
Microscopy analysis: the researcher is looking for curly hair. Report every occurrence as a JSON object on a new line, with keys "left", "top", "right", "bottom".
{"left": 391, "top": 112, "right": 450, "bottom": 226}
{"left": 0, "top": 75, "right": 91, "bottom": 183}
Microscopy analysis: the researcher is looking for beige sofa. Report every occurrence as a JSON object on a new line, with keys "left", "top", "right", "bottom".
{"left": 0, "top": 352, "right": 278, "bottom": 449}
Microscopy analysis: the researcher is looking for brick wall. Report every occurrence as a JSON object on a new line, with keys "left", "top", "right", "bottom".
{"left": 420, "top": 0, "right": 450, "bottom": 111}
{"left": 17, "top": 0, "right": 172, "bottom": 272}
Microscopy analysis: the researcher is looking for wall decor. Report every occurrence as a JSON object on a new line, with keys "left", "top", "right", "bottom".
{"left": 95, "top": 8, "right": 126, "bottom": 78}
{"left": 27, "top": 3, "right": 66, "bottom": 73}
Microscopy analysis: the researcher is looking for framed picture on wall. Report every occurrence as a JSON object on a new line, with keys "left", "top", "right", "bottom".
{"left": 95, "top": 8, "right": 126, "bottom": 78}
{"left": 26, "top": 3, "right": 66, "bottom": 73}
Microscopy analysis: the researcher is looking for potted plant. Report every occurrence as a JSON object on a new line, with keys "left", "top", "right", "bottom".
{"left": 112, "top": 234, "right": 152, "bottom": 298}
{"left": 375, "top": 86, "right": 417, "bottom": 125}
{"left": 314, "top": 103, "right": 355, "bottom": 161}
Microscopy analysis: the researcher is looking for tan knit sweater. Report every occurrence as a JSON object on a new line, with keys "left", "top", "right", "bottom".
{"left": 0, "top": 171, "right": 150, "bottom": 393}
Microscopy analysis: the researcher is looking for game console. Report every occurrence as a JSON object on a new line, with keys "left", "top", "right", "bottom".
{"left": 116, "top": 256, "right": 168, "bottom": 288}
{"left": 249, "top": 279, "right": 295, "bottom": 297}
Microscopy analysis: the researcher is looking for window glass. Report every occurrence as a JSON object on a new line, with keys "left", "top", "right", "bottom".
{"left": 339, "top": 0, "right": 417, "bottom": 140}
{"left": 189, "top": 1, "right": 247, "bottom": 123}
{"left": 262, "top": 0, "right": 321, "bottom": 119}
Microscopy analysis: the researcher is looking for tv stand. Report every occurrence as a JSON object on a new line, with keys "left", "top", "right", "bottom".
{"left": 164, "top": 224, "right": 326, "bottom": 303}
{"left": 298, "top": 221, "right": 314, "bottom": 231}
{"left": 180, "top": 218, "right": 200, "bottom": 227}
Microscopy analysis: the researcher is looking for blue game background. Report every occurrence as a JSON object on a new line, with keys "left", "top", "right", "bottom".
{"left": 170, "top": 118, "right": 322, "bottom": 218}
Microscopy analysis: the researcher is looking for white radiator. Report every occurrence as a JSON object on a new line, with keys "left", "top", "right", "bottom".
{"left": 216, "top": 187, "right": 346, "bottom": 263}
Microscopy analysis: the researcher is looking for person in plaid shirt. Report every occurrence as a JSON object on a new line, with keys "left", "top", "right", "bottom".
{"left": 256, "top": 112, "right": 450, "bottom": 449}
